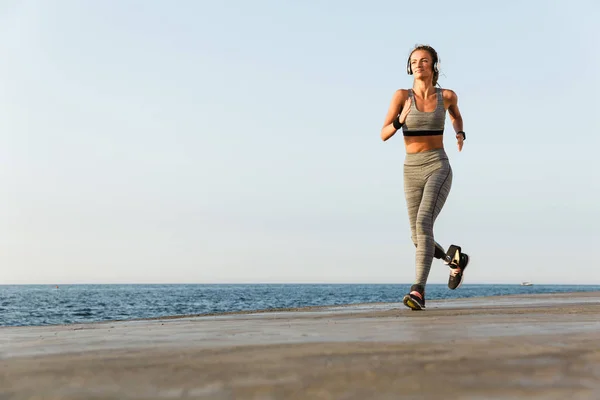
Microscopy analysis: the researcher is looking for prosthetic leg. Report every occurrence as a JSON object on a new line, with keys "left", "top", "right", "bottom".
{"left": 444, "top": 244, "right": 462, "bottom": 268}
{"left": 444, "top": 244, "right": 470, "bottom": 290}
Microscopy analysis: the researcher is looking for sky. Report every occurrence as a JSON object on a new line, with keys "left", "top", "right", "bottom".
{"left": 1, "top": 0, "right": 599, "bottom": 285}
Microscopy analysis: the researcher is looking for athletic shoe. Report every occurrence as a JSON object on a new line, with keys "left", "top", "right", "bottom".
{"left": 402, "top": 284, "right": 426, "bottom": 310}
{"left": 448, "top": 253, "right": 470, "bottom": 290}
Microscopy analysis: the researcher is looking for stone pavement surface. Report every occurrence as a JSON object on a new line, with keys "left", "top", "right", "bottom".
{"left": 2, "top": 292, "right": 600, "bottom": 399}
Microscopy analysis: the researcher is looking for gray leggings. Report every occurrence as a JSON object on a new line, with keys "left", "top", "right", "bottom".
{"left": 403, "top": 148, "right": 453, "bottom": 287}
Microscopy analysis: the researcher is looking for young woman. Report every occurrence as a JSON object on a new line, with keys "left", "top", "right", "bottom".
{"left": 380, "top": 44, "right": 470, "bottom": 310}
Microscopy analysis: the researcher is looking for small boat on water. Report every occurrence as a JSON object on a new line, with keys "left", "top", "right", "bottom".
{"left": 521, "top": 282, "right": 533, "bottom": 286}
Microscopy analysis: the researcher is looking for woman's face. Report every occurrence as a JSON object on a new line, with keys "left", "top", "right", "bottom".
{"left": 410, "top": 49, "right": 434, "bottom": 80}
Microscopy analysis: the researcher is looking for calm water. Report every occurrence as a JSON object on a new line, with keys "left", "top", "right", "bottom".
{"left": 1, "top": 284, "right": 599, "bottom": 327}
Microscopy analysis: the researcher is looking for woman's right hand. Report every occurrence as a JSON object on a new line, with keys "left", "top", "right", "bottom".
{"left": 398, "top": 97, "right": 412, "bottom": 125}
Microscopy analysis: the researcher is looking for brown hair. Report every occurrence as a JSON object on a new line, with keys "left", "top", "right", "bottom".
{"left": 407, "top": 45, "right": 440, "bottom": 86}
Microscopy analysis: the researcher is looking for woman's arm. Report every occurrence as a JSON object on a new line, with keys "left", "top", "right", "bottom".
{"left": 445, "top": 89, "right": 466, "bottom": 151}
{"left": 380, "top": 89, "right": 408, "bottom": 141}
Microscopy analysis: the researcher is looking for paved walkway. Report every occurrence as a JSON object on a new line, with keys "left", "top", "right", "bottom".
{"left": 2, "top": 292, "right": 600, "bottom": 399}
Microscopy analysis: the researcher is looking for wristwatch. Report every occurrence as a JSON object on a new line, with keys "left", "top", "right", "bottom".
{"left": 456, "top": 131, "right": 466, "bottom": 140}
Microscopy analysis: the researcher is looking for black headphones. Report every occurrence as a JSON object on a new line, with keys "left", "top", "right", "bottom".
{"left": 406, "top": 50, "right": 439, "bottom": 75}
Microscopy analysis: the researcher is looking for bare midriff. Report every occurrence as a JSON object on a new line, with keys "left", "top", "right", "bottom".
{"left": 404, "top": 136, "right": 444, "bottom": 154}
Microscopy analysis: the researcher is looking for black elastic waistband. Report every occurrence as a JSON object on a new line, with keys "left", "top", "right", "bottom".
{"left": 403, "top": 130, "right": 444, "bottom": 137}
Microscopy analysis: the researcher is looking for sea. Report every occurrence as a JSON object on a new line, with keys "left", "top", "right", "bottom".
{"left": 1, "top": 283, "right": 599, "bottom": 327}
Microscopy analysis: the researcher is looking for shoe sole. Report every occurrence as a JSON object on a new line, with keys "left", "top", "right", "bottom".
{"left": 402, "top": 295, "right": 425, "bottom": 310}
{"left": 452, "top": 254, "right": 470, "bottom": 290}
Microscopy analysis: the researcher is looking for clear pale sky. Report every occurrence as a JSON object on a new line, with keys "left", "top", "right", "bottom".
{"left": 2, "top": 0, "right": 599, "bottom": 285}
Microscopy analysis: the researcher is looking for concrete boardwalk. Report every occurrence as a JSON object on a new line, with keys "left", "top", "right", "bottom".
{"left": 2, "top": 292, "right": 600, "bottom": 399}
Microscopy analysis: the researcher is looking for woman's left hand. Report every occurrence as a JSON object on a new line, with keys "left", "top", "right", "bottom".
{"left": 456, "top": 134, "right": 464, "bottom": 152}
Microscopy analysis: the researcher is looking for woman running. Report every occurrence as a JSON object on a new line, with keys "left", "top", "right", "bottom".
{"left": 380, "top": 44, "right": 470, "bottom": 310}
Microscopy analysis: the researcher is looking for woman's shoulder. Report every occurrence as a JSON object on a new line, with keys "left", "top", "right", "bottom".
{"left": 392, "top": 88, "right": 411, "bottom": 100}
{"left": 440, "top": 88, "right": 458, "bottom": 101}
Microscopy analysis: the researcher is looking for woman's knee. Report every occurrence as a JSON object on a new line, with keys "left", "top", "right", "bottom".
{"left": 415, "top": 218, "right": 433, "bottom": 238}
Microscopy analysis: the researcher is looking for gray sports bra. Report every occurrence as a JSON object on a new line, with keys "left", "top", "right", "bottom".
{"left": 402, "top": 88, "right": 446, "bottom": 137}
